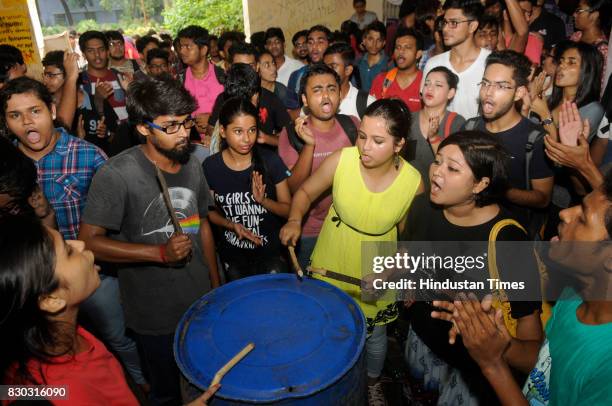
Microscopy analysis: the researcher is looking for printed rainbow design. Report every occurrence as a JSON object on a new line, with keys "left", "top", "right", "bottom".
{"left": 179, "top": 214, "right": 200, "bottom": 234}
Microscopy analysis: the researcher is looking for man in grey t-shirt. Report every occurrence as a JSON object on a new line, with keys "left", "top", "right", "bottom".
{"left": 80, "top": 77, "right": 219, "bottom": 405}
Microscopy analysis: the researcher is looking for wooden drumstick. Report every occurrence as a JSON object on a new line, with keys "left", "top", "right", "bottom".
{"left": 210, "top": 342, "right": 255, "bottom": 387}
{"left": 287, "top": 246, "right": 304, "bottom": 278}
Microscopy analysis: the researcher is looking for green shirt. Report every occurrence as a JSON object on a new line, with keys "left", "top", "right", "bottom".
{"left": 545, "top": 289, "right": 612, "bottom": 405}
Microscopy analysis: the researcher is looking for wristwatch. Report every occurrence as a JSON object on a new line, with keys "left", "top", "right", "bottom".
{"left": 541, "top": 117, "right": 554, "bottom": 126}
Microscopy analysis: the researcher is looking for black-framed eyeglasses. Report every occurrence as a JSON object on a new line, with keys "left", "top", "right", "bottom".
{"left": 145, "top": 118, "right": 195, "bottom": 134}
{"left": 441, "top": 19, "right": 474, "bottom": 29}
{"left": 478, "top": 81, "right": 516, "bottom": 91}
{"left": 43, "top": 72, "right": 64, "bottom": 79}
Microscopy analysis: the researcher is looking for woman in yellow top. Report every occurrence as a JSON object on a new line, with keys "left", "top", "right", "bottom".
{"left": 280, "top": 98, "right": 423, "bottom": 403}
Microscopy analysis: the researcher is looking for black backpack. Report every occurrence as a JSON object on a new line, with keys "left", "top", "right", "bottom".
{"left": 286, "top": 114, "right": 358, "bottom": 152}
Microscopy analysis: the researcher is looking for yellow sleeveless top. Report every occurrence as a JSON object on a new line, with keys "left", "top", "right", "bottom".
{"left": 310, "top": 147, "right": 421, "bottom": 331}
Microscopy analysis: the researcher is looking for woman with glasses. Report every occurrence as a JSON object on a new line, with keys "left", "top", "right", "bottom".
{"left": 204, "top": 97, "right": 291, "bottom": 282}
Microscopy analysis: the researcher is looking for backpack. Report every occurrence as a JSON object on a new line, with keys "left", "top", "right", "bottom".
{"left": 464, "top": 117, "right": 547, "bottom": 238}
{"left": 286, "top": 114, "right": 358, "bottom": 153}
{"left": 356, "top": 89, "right": 369, "bottom": 119}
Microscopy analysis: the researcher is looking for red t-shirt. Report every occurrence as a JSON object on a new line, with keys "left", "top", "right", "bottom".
{"left": 278, "top": 116, "right": 359, "bottom": 236}
{"left": 3, "top": 327, "right": 138, "bottom": 406}
{"left": 370, "top": 70, "right": 423, "bottom": 112}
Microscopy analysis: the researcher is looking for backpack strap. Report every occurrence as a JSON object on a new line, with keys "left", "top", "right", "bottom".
{"left": 286, "top": 123, "right": 305, "bottom": 153}
{"left": 356, "top": 89, "right": 369, "bottom": 118}
{"left": 336, "top": 114, "right": 358, "bottom": 145}
{"left": 214, "top": 64, "right": 226, "bottom": 85}
{"left": 487, "top": 218, "right": 527, "bottom": 338}
{"left": 463, "top": 116, "right": 481, "bottom": 131}
{"left": 131, "top": 59, "right": 141, "bottom": 72}
{"left": 382, "top": 68, "right": 398, "bottom": 98}
{"left": 443, "top": 111, "right": 458, "bottom": 138}
{"left": 286, "top": 114, "right": 358, "bottom": 153}
{"left": 524, "top": 128, "right": 544, "bottom": 191}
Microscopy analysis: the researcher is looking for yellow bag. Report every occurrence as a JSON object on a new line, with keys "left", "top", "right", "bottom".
{"left": 487, "top": 219, "right": 552, "bottom": 337}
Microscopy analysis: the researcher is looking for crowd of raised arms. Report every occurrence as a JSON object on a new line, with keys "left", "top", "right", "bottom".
{"left": 1, "top": 0, "right": 612, "bottom": 405}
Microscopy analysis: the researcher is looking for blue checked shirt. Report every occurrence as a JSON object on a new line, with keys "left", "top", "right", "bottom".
{"left": 31, "top": 128, "right": 107, "bottom": 240}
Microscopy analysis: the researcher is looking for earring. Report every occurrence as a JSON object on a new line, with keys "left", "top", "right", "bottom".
{"left": 394, "top": 152, "right": 400, "bottom": 170}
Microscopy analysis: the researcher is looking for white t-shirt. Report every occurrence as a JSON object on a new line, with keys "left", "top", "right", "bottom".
{"left": 277, "top": 56, "right": 304, "bottom": 87}
{"left": 339, "top": 82, "right": 376, "bottom": 118}
{"left": 422, "top": 48, "right": 491, "bottom": 120}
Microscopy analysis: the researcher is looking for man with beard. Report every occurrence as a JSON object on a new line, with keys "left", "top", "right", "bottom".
{"left": 288, "top": 25, "right": 331, "bottom": 95}
{"left": 370, "top": 26, "right": 424, "bottom": 112}
{"left": 106, "top": 30, "right": 142, "bottom": 75}
{"left": 463, "top": 50, "right": 553, "bottom": 230}
{"left": 79, "top": 77, "right": 220, "bottom": 405}
{"left": 278, "top": 63, "right": 359, "bottom": 269}
{"left": 292, "top": 30, "right": 310, "bottom": 64}
{"left": 423, "top": 0, "right": 489, "bottom": 119}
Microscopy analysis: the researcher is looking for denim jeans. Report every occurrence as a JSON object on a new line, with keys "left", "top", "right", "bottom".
{"left": 133, "top": 332, "right": 182, "bottom": 406}
{"left": 366, "top": 324, "right": 387, "bottom": 378}
{"left": 80, "top": 274, "right": 146, "bottom": 384}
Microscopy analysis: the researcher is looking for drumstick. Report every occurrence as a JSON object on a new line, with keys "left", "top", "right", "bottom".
{"left": 154, "top": 163, "right": 183, "bottom": 235}
{"left": 307, "top": 267, "right": 363, "bottom": 287}
{"left": 287, "top": 246, "right": 304, "bottom": 278}
{"left": 210, "top": 342, "right": 255, "bottom": 387}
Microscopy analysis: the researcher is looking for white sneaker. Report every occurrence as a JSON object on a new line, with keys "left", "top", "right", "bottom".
{"left": 367, "top": 382, "right": 388, "bottom": 406}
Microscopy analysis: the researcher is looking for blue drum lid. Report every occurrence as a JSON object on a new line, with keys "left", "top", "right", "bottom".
{"left": 174, "top": 273, "right": 366, "bottom": 402}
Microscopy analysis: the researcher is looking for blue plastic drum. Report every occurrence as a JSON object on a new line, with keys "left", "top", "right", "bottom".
{"left": 174, "top": 273, "right": 367, "bottom": 405}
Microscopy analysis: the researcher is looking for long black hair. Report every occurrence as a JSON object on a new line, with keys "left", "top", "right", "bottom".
{"left": 0, "top": 215, "right": 66, "bottom": 384}
{"left": 218, "top": 97, "right": 271, "bottom": 190}
{"left": 548, "top": 41, "right": 602, "bottom": 110}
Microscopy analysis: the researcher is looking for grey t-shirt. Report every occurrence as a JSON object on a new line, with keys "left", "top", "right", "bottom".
{"left": 408, "top": 110, "right": 466, "bottom": 188}
{"left": 82, "top": 146, "right": 212, "bottom": 335}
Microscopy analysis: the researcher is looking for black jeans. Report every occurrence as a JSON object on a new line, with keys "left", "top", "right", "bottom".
{"left": 133, "top": 332, "right": 182, "bottom": 406}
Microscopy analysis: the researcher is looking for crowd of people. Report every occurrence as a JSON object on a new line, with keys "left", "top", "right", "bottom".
{"left": 1, "top": 0, "right": 612, "bottom": 405}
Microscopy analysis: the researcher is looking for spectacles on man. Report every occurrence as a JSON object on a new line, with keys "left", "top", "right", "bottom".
{"left": 478, "top": 80, "right": 516, "bottom": 91}
{"left": 109, "top": 40, "right": 124, "bottom": 47}
{"left": 43, "top": 72, "right": 64, "bottom": 79}
{"left": 574, "top": 8, "right": 592, "bottom": 14}
{"left": 441, "top": 19, "right": 474, "bottom": 29}
{"left": 145, "top": 118, "right": 195, "bottom": 134}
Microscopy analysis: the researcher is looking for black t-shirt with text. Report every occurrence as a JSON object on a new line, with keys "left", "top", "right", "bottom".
{"left": 203, "top": 147, "right": 290, "bottom": 259}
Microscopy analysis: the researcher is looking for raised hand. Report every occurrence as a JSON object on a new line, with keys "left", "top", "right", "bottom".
{"left": 63, "top": 52, "right": 80, "bottom": 81}
{"left": 95, "top": 116, "right": 107, "bottom": 139}
{"left": 558, "top": 101, "right": 588, "bottom": 146}
{"left": 251, "top": 171, "right": 266, "bottom": 204}
{"left": 95, "top": 79, "right": 114, "bottom": 100}
{"left": 427, "top": 115, "right": 440, "bottom": 140}
{"left": 294, "top": 116, "right": 315, "bottom": 146}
